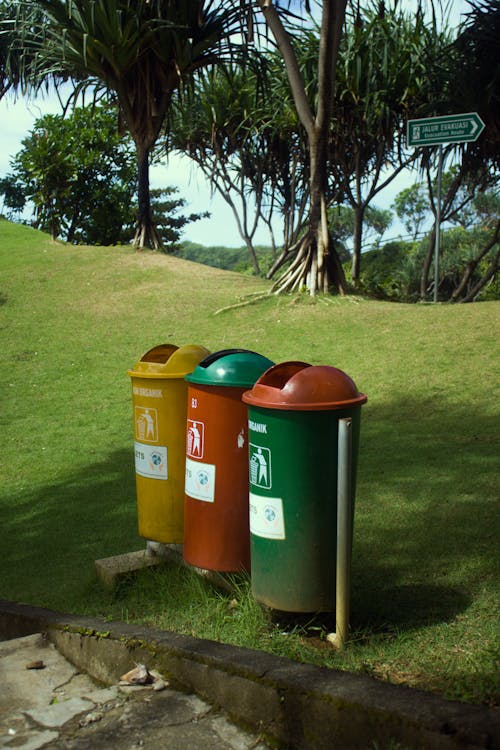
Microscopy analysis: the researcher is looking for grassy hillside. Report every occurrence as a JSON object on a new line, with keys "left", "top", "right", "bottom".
{"left": 1, "top": 219, "right": 498, "bottom": 706}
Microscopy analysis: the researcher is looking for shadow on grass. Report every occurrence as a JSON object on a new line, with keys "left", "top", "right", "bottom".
{"left": 0, "top": 448, "right": 139, "bottom": 609}
{"left": 351, "top": 584, "right": 471, "bottom": 633}
{"left": 270, "top": 584, "right": 471, "bottom": 638}
{"left": 1, "top": 395, "right": 497, "bottom": 639}
{"left": 270, "top": 396, "right": 497, "bottom": 637}
{"left": 350, "top": 394, "right": 498, "bottom": 632}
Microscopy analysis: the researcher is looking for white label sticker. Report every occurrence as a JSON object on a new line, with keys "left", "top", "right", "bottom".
{"left": 185, "top": 457, "right": 216, "bottom": 503}
{"left": 249, "top": 493, "right": 285, "bottom": 540}
{"left": 134, "top": 441, "right": 168, "bottom": 480}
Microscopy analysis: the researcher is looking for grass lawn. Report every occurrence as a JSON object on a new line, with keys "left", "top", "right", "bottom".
{"left": 1, "top": 218, "right": 498, "bottom": 707}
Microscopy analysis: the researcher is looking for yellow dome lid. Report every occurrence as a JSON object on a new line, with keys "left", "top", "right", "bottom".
{"left": 128, "top": 344, "right": 210, "bottom": 379}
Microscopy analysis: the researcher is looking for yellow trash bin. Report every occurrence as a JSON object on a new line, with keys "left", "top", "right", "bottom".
{"left": 127, "top": 343, "right": 210, "bottom": 543}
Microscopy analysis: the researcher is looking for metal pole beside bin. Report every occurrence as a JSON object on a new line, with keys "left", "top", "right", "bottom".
{"left": 327, "top": 417, "right": 353, "bottom": 649}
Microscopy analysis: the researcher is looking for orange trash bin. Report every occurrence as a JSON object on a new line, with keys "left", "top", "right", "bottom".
{"left": 183, "top": 349, "right": 274, "bottom": 572}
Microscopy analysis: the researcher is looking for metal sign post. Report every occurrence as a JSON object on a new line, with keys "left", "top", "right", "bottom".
{"left": 434, "top": 145, "right": 443, "bottom": 304}
{"left": 407, "top": 112, "right": 485, "bottom": 301}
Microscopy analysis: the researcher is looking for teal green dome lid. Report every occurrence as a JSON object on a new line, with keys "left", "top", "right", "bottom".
{"left": 186, "top": 349, "right": 274, "bottom": 388}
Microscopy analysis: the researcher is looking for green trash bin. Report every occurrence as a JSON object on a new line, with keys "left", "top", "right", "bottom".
{"left": 242, "top": 361, "right": 367, "bottom": 612}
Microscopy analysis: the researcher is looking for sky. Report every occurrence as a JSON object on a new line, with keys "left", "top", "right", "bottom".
{"left": 0, "top": 0, "right": 472, "bottom": 248}
{"left": 0, "top": 90, "right": 242, "bottom": 246}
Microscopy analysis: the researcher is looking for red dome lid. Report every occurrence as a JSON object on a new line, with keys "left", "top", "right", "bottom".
{"left": 242, "top": 361, "right": 367, "bottom": 411}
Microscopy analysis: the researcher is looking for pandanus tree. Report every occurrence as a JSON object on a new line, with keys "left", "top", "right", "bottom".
{"left": 418, "top": 0, "right": 500, "bottom": 299}
{"left": 251, "top": 0, "right": 442, "bottom": 295}
{"left": 262, "top": 50, "right": 311, "bottom": 266}
{"left": 450, "top": 0, "right": 500, "bottom": 302}
{"left": 3, "top": 0, "right": 246, "bottom": 249}
{"left": 0, "top": 2, "right": 20, "bottom": 98}
{"left": 252, "top": 0, "right": 349, "bottom": 295}
{"left": 332, "top": 2, "right": 447, "bottom": 287}
{"left": 169, "top": 63, "right": 273, "bottom": 275}
{"left": 451, "top": 0, "right": 500, "bottom": 172}
{"left": 169, "top": 54, "right": 309, "bottom": 275}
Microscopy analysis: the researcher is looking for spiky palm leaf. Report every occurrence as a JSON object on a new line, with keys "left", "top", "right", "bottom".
{"left": 5, "top": 0, "right": 248, "bottom": 248}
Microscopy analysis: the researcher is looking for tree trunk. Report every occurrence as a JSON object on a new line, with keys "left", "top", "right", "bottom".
{"left": 271, "top": 138, "right": 348, "bottom": 295}
{"left": 258, "top": 0, "right": 348, "bottom": 296}
{"left": 67, "top": 214, "right": 78, "bottom": 244}
{"left": 421, "top": 163, "right": 468, "bottom": 300}
{"left": 351, "top": 203, "right": 365, "bottom": 288}
{"left": 48, "top": 207, "right": 59, "bottom": 241}
{"left": 133, "top": 143, "right": 162, "bottom": 250}
{"left": 420, "top": 226, "right": 436, "bottom": 300}
{"left": 214, "top": 178, "right": 261, "bottom": 274}
{"left": 244, "top": 237, "right": 261, "bottom": 275}
{"left": 451, "top": 220, "right": 500, "bottom": 302}
{"left": 459, "top": 247, "right": 499, "bottom": 302}
{"left": 276, "top": 213, "right": 348, "bottom": 297}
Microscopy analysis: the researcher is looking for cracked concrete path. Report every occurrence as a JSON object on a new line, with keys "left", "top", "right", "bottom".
{"left": 0, "top": 633, "right": 271, "bottom": 750}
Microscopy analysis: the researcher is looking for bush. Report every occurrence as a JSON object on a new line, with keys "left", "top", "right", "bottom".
{"left": 357, "top": 230, "right": 500, "bottom": 303}
{"left": 357, "top": 240, "right": 420, "bottom": 301}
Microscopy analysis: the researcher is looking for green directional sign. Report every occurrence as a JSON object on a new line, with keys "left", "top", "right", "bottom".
{"left": 407, "top": 112, "right": 485, "bottom": 147}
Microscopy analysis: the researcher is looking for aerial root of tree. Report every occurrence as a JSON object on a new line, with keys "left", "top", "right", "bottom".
{"left": 266, "top": 237, "right": 303, "bottom": 280}
{"left": 270, "top": 233, "right": 334, "bottom": 295}
{"left": 133, "top": 223, "right": 163, "bottom": 251}
{"left": 240, "top": 290, "right": 272, "bottom": 298}
{"left": 269, "top": 236, "right": 308, "bottom": 293}
{"left": 213, "top": 293, "right": 271, "bottom": 315}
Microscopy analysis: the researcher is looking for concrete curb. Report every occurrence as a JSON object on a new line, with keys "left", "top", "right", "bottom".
{"left": 0, "top": 599, "right": 498, "bottom": 750}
